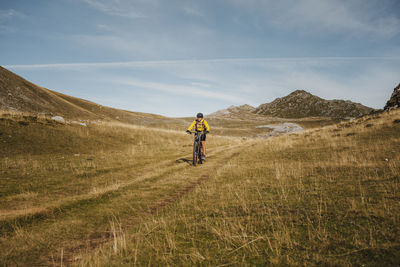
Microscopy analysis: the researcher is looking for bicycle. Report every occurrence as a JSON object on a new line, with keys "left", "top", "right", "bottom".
{"left": 188, "top": 131, "right": 206, "bottom": 166}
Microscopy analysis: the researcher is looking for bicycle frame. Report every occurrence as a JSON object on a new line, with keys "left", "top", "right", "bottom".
{"left": 190, "top": 131, "right": 205, "bottom": 166}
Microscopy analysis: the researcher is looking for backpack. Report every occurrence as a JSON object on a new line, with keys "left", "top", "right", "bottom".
{"left": 195, "top": 119, "right": 206, "bottom": 131}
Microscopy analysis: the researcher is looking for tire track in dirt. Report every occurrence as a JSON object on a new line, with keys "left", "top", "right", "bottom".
{"left": 0, "top": 141, "right": 253, "bottom": 265}
{"left": 0, "top": 143, "right": 236, "bottom": 235}
{"left": 58, "top": 141, "right": 254, "bottom": 265}
{"left": 147, "top": 150, "right": 243, "bottom": 214}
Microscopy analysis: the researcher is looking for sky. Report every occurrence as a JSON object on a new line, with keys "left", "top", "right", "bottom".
{"left": 1, "top": 0, "right": 400, "bottom": 117}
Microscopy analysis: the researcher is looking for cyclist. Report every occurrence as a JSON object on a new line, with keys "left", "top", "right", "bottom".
{"left": 186, "top": 113, "right": 210, "bottom": 160}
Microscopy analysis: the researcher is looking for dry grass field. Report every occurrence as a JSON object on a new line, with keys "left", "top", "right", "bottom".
{"left": 0, "top": 111, "right": 240, "bottom": 265}
{"left": 1, "top": 109, "right": 399, "bottom": 266}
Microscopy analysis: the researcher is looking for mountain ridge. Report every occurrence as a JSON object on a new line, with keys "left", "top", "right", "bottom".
{"left": 210, "top": 90, "right": 375, "bottom": 120}
{"left": 1, "top": 66, "right": 376, "bottom": 121}
{"left": 255, "top": 89, "right": 374, "bottom": 118}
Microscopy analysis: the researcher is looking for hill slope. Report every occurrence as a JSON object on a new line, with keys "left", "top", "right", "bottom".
{"left": 91, "top": 109, "right": 400, "bottom": 266}
{"left": 255, "top": 90, "right": 374, "bottom": 118}
{"left": 1, "top": 103, "right": 399, "bottom": 266}
{"left": 207, "top": 104, "right": 260, "bottom": 121}
{"left": 0, "top": 66, "right": 178, "bottom": 126}
{"left": 209, "top": 104, "right": 256, "bottom": 117}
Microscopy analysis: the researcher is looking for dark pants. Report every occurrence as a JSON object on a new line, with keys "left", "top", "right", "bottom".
{"left": 196, "top": 132, "right": 206, "bottom": 141}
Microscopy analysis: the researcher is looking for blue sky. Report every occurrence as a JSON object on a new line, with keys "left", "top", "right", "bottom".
{"left": 1, "top": 0, "right": 400, "bottom": 117}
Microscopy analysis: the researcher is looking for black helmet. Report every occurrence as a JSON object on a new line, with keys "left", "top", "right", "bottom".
{"left": 196, "top": 113, "right": 203, "bottom": 118}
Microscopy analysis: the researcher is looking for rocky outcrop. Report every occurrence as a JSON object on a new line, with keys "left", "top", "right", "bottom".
{"left": 384, "top": 83, "right": 400, "bottom": 111}
{"left": 256, "top": 122, "right": 304, "bottom": 138}
{"left": 255, "top": 90, "right": 374, "bottom": 119}
{"left": 209, "top": 104, "right": 256, "bottom": 117}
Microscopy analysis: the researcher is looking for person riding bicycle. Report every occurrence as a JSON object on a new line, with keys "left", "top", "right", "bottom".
{"left": 186, "top": 113, "right": 210, "bottom": 160}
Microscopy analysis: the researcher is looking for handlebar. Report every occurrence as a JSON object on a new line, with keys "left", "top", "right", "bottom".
{"left": 187, "top": 131, "right": 208, "bottom": 135}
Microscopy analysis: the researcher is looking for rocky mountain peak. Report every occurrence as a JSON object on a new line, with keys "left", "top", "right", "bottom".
{"left": 384, "top": 83, "right": 400, "bottom": 111}
{"left": 255, "top": 90, "right": 374, "bottom": 118}
{"left": 289, "top": 90, "right": 314, "bottom": 97}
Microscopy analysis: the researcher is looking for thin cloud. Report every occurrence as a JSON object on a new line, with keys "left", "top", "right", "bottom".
{"left": 4, "top": 57, "right": 399, "bottom": 113}
{"left": 68, "top": 34, "right": 155, "bottom": 56}
{"left": 82, "top": 0, "right": 145, "bottom": 18}
{"left": 116, "top": 78, "right": 246, "bottom": 103}
{"left": 4, "top": 56, "right": 400, "bottom": 70}
{"left": 0, "top": 25, "right": 15, "bottom": 33}
{"left": 284, "top": 0, "right": 400, "bottom": 37}
{"left": 0, "top": 9, "right": 25, "bottom": 19}
{"left": 228, "top": 0, "right": 400, "bottom": 38}
{"left": 182, "top": 4, "right": 204, "bottom": 18}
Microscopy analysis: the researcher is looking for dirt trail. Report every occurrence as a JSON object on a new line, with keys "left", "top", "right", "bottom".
{"left": 0, "top": 140, "right": 254, "bottom": 266}
{"left": 67, "top": 141, "right": 253, "bottom": 264}
{"left": 0, "top": 142, "right": 236, "bottom": 229}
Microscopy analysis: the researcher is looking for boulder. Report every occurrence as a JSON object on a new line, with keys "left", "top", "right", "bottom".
{"left": 51, "top": 116, "right": 65, "bottom": 123}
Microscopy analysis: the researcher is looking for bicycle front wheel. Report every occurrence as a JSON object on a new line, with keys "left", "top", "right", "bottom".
{"left": 193, "top": 141, "right": 198, "bottom": 166}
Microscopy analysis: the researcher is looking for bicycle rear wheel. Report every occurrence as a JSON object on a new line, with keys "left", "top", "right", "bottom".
{"left": 198, "top": 140, "right": 203, "bottom": 164}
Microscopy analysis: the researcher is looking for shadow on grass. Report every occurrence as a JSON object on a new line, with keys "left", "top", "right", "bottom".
{"left": 176, "top": 158, "right": 193, "bottom": 166}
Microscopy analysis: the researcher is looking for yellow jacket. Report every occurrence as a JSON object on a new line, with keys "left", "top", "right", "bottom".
{"left": 187, "top": 119, "right": 210, "bottom": 132}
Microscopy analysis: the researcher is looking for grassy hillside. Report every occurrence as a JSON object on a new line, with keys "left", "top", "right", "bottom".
{"left": 0, "top": 111, "right": 239, "bottom": 265}
{"left": 83, "top": 109, "right": 400, "bottom": 266}
{"left": 1, "top": 108, "right": 399, "bottom": 265}
{"left": 0, "top": 66, "right": 187, "bottom": 128}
